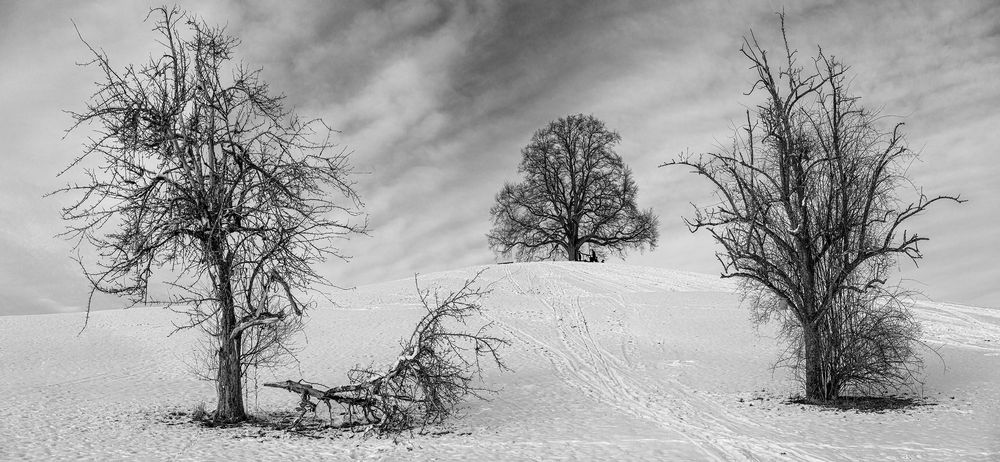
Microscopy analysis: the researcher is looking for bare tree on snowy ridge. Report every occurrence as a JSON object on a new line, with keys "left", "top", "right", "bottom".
{"left": 54, "top": 7, "right": 366, "bottom": 422}
{"left": 663, "top": 16, "right": 963, "bottom": 401}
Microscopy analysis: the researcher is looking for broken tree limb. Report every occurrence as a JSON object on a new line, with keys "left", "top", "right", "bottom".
{"left": 263, "top": 380, "right": 327, "bottom": 400}
{"left": 230, "top": 312, "right": 285, "bottom": 341}
{"left": 262, "top": 380, "right": 376, "bottom": 407}
{"left": 266, "top": 270, "right": 509, "bottom": 433}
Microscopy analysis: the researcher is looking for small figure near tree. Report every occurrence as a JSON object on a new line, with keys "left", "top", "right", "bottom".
{"left": 488, "top": 114, "right": 658, "bottom": 262}
{"left": 54, "top": 7, "right": 365, "bottom": 422}
{"left": 662, "top": 16, "right": 962, "bottom": 401}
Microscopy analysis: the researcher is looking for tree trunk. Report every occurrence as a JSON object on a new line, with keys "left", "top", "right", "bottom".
{"left": 802, "top": 322, "right": 828, "bottom": 401}
{"left": 211, "top": 238, "right": 246, "bottom": 422}
{"left": 567, "top": 243, "right": 580, "bottom": 261}
{"left": 566, "top": 220, "right": 581, "bottom": 261}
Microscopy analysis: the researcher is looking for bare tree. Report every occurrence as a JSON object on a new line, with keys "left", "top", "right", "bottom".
{"left": 488, "top": 114, "right": 658, "bottom": 262}
{"left": 662, "top": 16, "right": 962, "bottom": 401}
{"left": 53, "top": 7, "right": 366, "bottom": 422}
{"left": 266, "top": 271, "right": 508, "bottom": 434}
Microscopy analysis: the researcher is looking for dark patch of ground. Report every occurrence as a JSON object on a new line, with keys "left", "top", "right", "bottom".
{"left": 154, "top": 407, "right": 466, "bottom": 440}
{"left": 786, "top": 395, "right": 935, "bottom": 413}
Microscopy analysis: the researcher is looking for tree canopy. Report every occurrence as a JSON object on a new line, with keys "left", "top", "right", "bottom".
{"left": 488, "top": 114, "right": 658, "bottom": 262}
{"left": 55, "top": 7, "right": 366, "bottom": 421}
{"left": 663, "top": 17, "right": 962, "bottom": 400}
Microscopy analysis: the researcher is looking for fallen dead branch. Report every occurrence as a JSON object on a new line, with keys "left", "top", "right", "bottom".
{"left": 265, "top": 270, "right": 508, "bottom": 434}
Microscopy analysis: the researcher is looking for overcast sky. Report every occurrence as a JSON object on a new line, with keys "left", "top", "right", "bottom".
{"left": 1, "top": 0, "right": 997, "bottom": 316}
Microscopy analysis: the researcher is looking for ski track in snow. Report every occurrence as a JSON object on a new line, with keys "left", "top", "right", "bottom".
{"left": 911, "top": 300, "right": 1000, "bottom": 354}
{"left": 489, "top": 264, "right": 832, "bottom": 461}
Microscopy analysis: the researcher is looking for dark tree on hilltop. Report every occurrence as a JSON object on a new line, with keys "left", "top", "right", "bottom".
{"left": 488, "top": 114, "right": 658, "bottom": 262}
{"left": 663, "top": 16, "right": 962, "bottom": 401}
{"left": 53, "top": 7, "right": 366, "bottom": 422}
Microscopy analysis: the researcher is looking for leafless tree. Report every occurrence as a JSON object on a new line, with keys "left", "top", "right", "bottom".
{"left": 488, "top": 114, "right": 658, "bottom": 262}
{"left": 266, "top": 271, "right": 508, "bottom": 434}
{"left": 53, "top": 7, "right": 366, "bottom": 422}
{"left": 662, "top": 16, "right": 962, "bottom": 401}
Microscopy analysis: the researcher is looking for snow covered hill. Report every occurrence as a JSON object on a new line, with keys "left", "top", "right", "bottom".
{"left": 2, "top": 262, "right": 998, "bottom": 460}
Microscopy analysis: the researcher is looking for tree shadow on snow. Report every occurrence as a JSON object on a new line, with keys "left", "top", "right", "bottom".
{"left": 786, "top": 395, "right": 935, "bottom": 413}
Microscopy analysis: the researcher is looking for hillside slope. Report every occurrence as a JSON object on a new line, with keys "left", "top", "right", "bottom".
{"left": 2, "top": 262, "right": 998, "bottom": 460}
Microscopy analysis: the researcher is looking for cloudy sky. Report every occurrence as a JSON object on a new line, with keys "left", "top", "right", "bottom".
{"left": 1, "top": 0, "right": 997, "bottom": 316}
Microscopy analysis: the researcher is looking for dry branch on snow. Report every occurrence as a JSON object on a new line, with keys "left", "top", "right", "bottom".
{"left": 266, "top": 272, "right": 508, "bottom": 434}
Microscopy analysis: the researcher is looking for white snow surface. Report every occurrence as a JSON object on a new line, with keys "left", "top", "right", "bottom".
{"left": 2, "top": 262, "right": 998, "bottom": 461}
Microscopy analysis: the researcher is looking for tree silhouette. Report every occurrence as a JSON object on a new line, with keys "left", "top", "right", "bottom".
{"left": 488, "top": 114, "right": 658, "bottom": 262}
{"left": 663, "top": 16, "right": 962, "bottom": 400}
{"left": 54, "top": 7, "right": 366, "bottom": 422}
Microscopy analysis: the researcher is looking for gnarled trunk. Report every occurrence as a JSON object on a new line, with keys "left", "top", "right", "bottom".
{"left": 568, "top": 243, "right": 581, "bottom": 261}
{"left": 803, "top": 322, "right": 833, "bottom": 401}
{"left": 567, "top": 222, "right": 581, "bottom": 261}
{"left": 210, "top": 237, "right": 246, "bottom": 422}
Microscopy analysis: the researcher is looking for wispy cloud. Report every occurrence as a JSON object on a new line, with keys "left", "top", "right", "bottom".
{"left": 1, "top": 0, "right": 997, "bottom": 315}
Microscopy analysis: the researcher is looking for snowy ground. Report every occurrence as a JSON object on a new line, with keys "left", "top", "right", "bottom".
{"left": 2, "top": 262, "right": 998, "bottom": 461}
